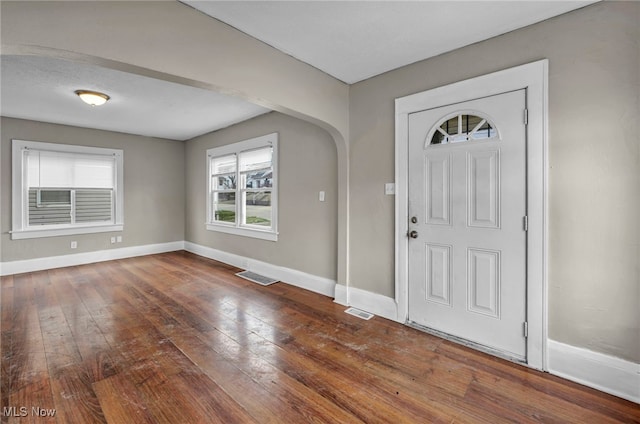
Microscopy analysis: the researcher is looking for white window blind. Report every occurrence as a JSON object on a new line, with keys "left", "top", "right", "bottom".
{"left": 26, "top": 150, "right": 115, "bottom": 189}
{"left": 239, "top": 147, "right": 272, "bottom": 171}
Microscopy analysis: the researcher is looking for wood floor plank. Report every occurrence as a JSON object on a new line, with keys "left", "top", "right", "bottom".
{"left": 35, "top": 274, "right": 84, "bottom": 380}
{"left": 7, "top": 378, "right": 57, "bottom": 424}
{"left": 93, "top": 373, "right": 158, "bottom": 424}
{"left": 170, "top": 371, "right": 260, "bottom": 424}
{"left": 2, "top": 251, "right": 639, "bottom": 423}
{"left": 49, "top": 363, "right": 107, "bottom": 424}
{"left": 1, "top": 276, "right": 15, "bottom": 416}
{"left": 166, "top": 330, "right": 295, "bottom": 424}
{"left": 6, "top": 273, "right": 56, "bottom": 424}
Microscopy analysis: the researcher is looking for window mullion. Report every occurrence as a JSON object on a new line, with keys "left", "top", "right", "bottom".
{"left": 70, "top": 189, "right": 76, "bottom": 224}
{"left": 236, "top": 165, "right": 243, "bottom": 228}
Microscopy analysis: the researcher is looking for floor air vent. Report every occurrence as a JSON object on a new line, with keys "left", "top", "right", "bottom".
{"left": 235, "top": 270, "right": 279, "bottom": 286}
{"left": 344, "top": 307, "right": 374, "bottom": 320}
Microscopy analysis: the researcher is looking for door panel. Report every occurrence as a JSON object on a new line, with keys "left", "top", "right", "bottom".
{"left": 467, "top": 248, "right": 500, "bottom": 318}
{"left": 467, "top": 150, "right": 500, "bottom": 228}
{"left": 408, "top": 90, "right": 527, "bottom": 360}
{"left": 425, "top": 154, "right": 451, "bottom": 225}
{"left": 425, "top": 243, "right": 452, "bottom": 306}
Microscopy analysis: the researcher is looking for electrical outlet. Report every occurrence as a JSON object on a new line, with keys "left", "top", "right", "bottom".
{"left": 319, "top": 191, "right": 325, "bottom": 202}
{"left": 116, "top": 236, "right": 122, "bottom": 243}
{"left": 70, "top": 241, "right": 77, "bottom": 249}
{"left": 111, "top": 237, "right": 116, "bottom": 244}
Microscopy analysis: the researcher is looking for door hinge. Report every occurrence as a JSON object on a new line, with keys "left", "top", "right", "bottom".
{"left": 523, "top": 108, "right": 528, "bottom": 125}
{"left": 523, "top": 322, "right": 529, "bottom": 338}
{"left": 523, "top": 216, "right": 528, "bottom": 231}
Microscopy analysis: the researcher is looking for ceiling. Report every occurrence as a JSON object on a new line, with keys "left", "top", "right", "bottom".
{"left": 0, "top": 55, "right": 270, "bottom": 141}
{"left": 1, "top": 1, "right": 595, "bottom": 141}
{"left": 185, "top": 1, "right": 596, "bottom": 84}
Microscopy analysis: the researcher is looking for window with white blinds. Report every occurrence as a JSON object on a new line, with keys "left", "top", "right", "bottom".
{"left": 11, "top": 140, "right": 124, "bottom": 239}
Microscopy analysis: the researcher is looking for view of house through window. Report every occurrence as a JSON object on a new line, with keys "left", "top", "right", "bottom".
{"left": 211, "top": 154, "right": 238, "bottom": 224}
{"left": 207, "top": 133, "right": 278, "bottom": 241}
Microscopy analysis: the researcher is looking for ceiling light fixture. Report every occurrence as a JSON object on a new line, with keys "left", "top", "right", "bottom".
{"left": 75, "top": 90, "right": 110, "bottom": 106}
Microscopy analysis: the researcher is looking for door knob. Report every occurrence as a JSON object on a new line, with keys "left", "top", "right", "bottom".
{"left": 408, "top": 230, "right": 418, "bottom": 239}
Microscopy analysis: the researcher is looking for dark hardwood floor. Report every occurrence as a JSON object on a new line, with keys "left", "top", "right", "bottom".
{"left": 1, "top": 251, "right": 638, "bottom": 423}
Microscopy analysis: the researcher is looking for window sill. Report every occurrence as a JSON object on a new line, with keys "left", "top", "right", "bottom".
{"left": 11, "top": 224, "right": 123, "bottom": 240}
{"left": 206, "top": 223, "right": 278, "bottom": 242}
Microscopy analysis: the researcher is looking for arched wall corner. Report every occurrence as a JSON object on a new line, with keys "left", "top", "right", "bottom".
{"left": 268, "top": 106, "right": 350, "bottom": 288}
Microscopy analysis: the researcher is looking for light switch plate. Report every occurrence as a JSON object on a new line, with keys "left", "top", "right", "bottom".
{"left": 385, "top": 183, "right": 395, "bottom": 195}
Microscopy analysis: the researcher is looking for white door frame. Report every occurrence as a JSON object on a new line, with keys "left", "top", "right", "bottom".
{"left": 394, "top": 60, "right": 548, "bottom": 370}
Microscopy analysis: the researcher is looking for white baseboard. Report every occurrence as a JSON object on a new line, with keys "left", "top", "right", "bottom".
{"left": 334, "top": 284, "right": 399, "bottom": 322}
{"left": 184, "top": 242, "right": 336, "bottom": 298}
{"left": 334, "top": 284, "right": 348, "bottom": 306}
{"left": 0, "top": 241, "right": 185, "bottom": 276}
{"left": 548, "top": 339, "right": 640, "bottom": 404}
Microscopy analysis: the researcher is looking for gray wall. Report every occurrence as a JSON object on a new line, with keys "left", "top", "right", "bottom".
{"left": 1, "top": 117, "right": 185, "bottom": 261}
{"left": 185, "top": 112, "right": 338, "bottom": 281}
{"left": 348, "top": 1, "right": 639, "bottom": 362}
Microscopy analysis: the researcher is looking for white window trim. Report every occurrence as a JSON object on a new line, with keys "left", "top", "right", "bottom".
{"left": 11, "top": 139, "right": 124, "bottom": 240}
{"left": 206, "top": 133, "right": 278, "bottom": 242}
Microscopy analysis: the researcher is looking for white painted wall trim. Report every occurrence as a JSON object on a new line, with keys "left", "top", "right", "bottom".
{"left": 548, "top": 340, "right": 640, "bottom": 404}
{"left": 333, "top": 283, "right": 348, "bottom": 306}
{"left": 184, "top": 242, "right": 336, "bottom": 298}
{"left": 345, "top": 286, "right": 398, "bottom": 321}
{"left": 395, "top": 59, "right": 549, "bottom": 370}
{"left": 0, "top": 241, "right": 185, "bottom": 276}
{"left": 334, "top": 281, "right": 399, "bottom": 322}
{"left": 2, "top": 240, "right": 337, "bottom": 298}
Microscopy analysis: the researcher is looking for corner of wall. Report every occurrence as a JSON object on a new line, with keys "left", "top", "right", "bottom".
{"left": 338, "top": 285, "right": 399, "bottom": 322}
{"left": 333, "top": 283, "right": 348, "bottom": 306}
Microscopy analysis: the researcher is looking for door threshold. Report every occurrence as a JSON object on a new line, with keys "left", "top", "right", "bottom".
{"left": 407, "top": 321, "right": 527, "bottom": 365}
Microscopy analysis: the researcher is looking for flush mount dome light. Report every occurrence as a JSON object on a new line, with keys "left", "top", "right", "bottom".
{"left": 74, "top": 90, "right": 110, "bottom": 106}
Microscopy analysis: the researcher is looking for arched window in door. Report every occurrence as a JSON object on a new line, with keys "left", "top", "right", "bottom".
{"left": 427, "top": 113, "right": 498, "bottom": 146}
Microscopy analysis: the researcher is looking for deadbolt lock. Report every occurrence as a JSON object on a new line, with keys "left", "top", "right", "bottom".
{"left": 410, "top": 216, "right": 418, "bottom": 224}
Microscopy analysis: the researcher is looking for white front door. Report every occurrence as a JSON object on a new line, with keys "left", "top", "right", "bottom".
{"left": 408, "top": 90, "right": 527, "bottom": 360}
